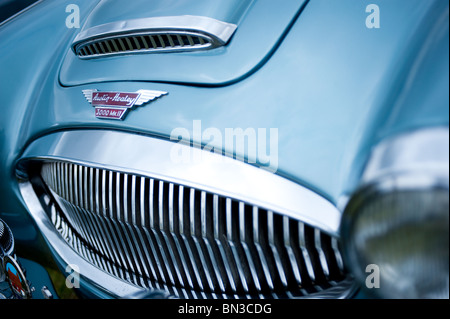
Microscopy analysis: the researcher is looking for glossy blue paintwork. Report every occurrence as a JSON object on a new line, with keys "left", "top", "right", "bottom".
{"left": 60, "top": 0, "right": 308, "bottom": 86}
{"left": 0, "top": 0, "right": 448, "bottom": 298}
{"left": 83, "top": 0, "right": 253, "bottom": 27}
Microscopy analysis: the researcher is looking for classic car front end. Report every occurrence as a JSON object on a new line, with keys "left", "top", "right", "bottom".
{"left": 0, "top": 0, "right": 448, "bottom": 299}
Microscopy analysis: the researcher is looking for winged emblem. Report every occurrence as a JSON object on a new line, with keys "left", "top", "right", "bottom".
{"left": 82, "top": 89, "right": 168, "bottom": 120}
{"left": 134, "top": 90, "right": 169, "bottom": 105}
{"left": 82, "top": 89, "right": 96, "bottom": 103}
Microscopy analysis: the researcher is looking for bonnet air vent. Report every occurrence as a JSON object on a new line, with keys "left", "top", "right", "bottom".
{"left": 72, "top": 15, "right": 237, "bottom": 59}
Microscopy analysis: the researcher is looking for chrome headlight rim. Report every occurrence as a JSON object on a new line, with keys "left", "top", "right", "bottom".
{"left": 341, "top": 126, "right": 449, "bottom": 299}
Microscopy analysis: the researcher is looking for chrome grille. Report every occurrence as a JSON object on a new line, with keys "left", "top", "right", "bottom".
{"left": 74, "top": 33, "right": 212, "bottom": 59}
{"left": 39, "top": 161, "right": 350, "bottom": 298}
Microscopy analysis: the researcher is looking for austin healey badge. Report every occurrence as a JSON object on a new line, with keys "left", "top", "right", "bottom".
{"left": 82, "top": 89, "right": 168, "bottom": 120}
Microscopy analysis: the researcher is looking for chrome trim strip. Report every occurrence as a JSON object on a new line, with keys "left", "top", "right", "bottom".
{"left": 16, "top": 130, "right": 341, "bottom": 236}
{"left": 362, "top": 127, "right": 449, "bottom": 184}
{"left": 74, "top": 15, "right": 237, "bottom": 46}
{"left": 72, "top": 15, "right": 237, "bottom": 58}
{"left": 0, "top": 0, "right": 44, "bottom": 27}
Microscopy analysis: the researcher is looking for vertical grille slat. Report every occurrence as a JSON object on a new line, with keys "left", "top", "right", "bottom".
{"left": 238, "top": 202, "right": 262, "bottom": 293}
{"left": 177, "top": 185, "right": 204, "bottom": 291}
{"left": 97, "top": 41, "right": 107, "bottom": 54}
{"left": 148, "top": 35, "right": 158, "bottom": 49}
{"left": 157, "top": 35, "right": 166, "bottom": 48}
{"left": 252, "top": 206, "right": 275, "bottom": 291}
{"left": 90, "top": 42, "right": 99, "bottom": 55}
{"left": 98, "top": 213, "right": 125, "bottom": 270}
{"left": 89, "top": 167, "right": 95, "bottom": 216}
{"left": 123, "top": 174, "right": 130, "bottom": 224}
{"left": 73, "top": 164, "right": 79, "bottom": 208}
{"left": 111, "top": 214, "right": 138, "bottom": 274}
{"left": 332, "top": 237, "right": 345, "bottom": 274}
{"left": 85, "top": 206, "right": 111, "bottom": 264}
{"left": 167, "top": 34, "right": 175, "bottom": 47}
{"left": 188, "top": 188, "right": 216, "bottom": 292}
{"left": 140, "top": 36, "right": 149, "bottom": 49}
{"left": 90, "top": 209, "right": 117, "bottom": 267}
{"left": 94, "top": 168, "right": 101, "bottom": 215}
{"left": 176, "top": 35, "right": 184, "bottom": 47}
{"left": 110, "top": 39, "right": 120, "bottom": 52}
{"left": 84, "top": 45, "right": 94, "bottom": 56}
{"left": 103, "top": 40, "right": 113, "bottom": 53}
{"left": 125, "top": 37, "right": 134, "bottom": 51}
{"left": 147, "top": 180, "right": 176, "bottom": 286}
{"left": 298, "top": 222, "right": 316, "bottom": 282}
{"left": 116, "top": 172, "right": 123, "bottom": 222}
{"left": 132, "top": 37, "right": 141, "bottom": 50}
{"left": 283, "top": 216, "right": 303, "bottom": 287}
{"left": 225, "top": 198, "right": 250, "bottom": 293}
{"left": 157, "top": 181, "right": 187, "bottom": 287}
{"left": 212, "top": 195, "right": 237, "bottom": 293}
{"left": 315, "top": 228, "right": 330, "bottom": 278}
{"left": 39, "top": 161, "right": 349, "bottom": 299}
{"left": 267, "top": 210, "right": 288, "bottom": 289}
{"left": 198, "top": 191, "right": 226, "bottom": 293}
{"left": 117, "top": 38, "right": 127, "bottom": 51}
{"left": 186, "top": 35, "right": 195, "bottom": 46}
{"left": 167, "top": 183, "right": 195, "bottom": 290}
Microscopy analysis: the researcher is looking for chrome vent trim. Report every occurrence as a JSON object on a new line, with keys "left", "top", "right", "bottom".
{"left": 72, "top": 16, "right": 237, "bottom": 59}
{"left": 36, "top": 161, "right": 353, "bottom": 298}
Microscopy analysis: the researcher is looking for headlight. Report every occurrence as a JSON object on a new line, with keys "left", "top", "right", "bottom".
{"left": 341, "top": 127, "right": 449, "bottom": 299}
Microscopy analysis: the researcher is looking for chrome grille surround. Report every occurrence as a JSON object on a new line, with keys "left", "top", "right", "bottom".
{"left": 16, "top": 130, "right": 355, "bottom": 298}
{"left": 72, "top": 16, "right": 238, "bottom": 59}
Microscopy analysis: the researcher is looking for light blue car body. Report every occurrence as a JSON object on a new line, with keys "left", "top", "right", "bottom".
{"left": 0, "top": 0, "right": 448, "bottom": 298}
